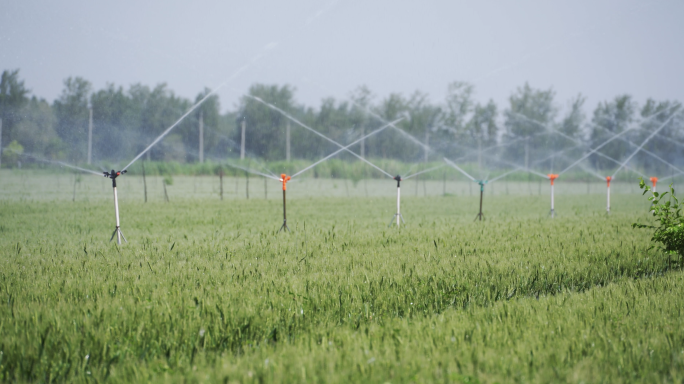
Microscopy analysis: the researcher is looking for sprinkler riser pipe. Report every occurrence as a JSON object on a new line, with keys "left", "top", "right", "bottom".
{"left": 113, "top": 186, "right": 121, "bottom": 245}
{"left": 607, "top": 185, "right": 610, "bottom": 212}
{"left": 396, "top": 186, "right": 401, "bottom": 227}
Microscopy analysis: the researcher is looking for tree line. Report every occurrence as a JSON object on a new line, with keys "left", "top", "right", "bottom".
{"left": 1, "top": 68, "right": 682, "bottom": 175}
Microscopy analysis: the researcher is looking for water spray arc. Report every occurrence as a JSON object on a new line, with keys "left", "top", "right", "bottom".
{"left": 104, "top": 170, "right": 128, "bottom": 244}
{"left": 279, "top": 174, "right": 291, "bottom": 232}
{"left": 548, "top": 174, "right": 558, "bottom": 218}
{"left": 388, "top": 175, "right": 405, "bottom": 227}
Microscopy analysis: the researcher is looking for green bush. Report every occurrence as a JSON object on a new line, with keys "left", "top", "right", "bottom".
{"left": 633, "top": 178, "right": 684, "bottom": 257}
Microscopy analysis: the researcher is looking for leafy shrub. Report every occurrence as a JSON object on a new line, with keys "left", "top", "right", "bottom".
{"left": 633, "top": 178, "right": 684, "bottom": 257}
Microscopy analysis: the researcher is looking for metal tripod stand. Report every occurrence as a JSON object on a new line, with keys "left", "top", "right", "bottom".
{"left": 104, "top": 169, "right": 128, "bottom": 244}
{"left": 474, "top": 180, "right": 486, "bottom": 221}
{"left": 388, "top": 175, "right": 405, "bottom": 227}
{"left": 279, "top": 174, "right": 291, "bottom": 232}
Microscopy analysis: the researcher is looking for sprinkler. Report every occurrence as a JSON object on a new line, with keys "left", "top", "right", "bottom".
{"left": 103, "top": 170, "right": 128, "bottom": 244}
{"left": 474, "top": 180, "right": 487, "bottom": 221}
{"left": 279, "top": 174, "right": 291, "bottom": 232}
{"left": 388, "top": 175, "right": 405, "bottom": 227}
{"left": 650, "top": 176, "right": 658, "bottom": 193}
{"left": 548, "top": 174, "right": 558, "bottom": 218}
{"left": 606, "top": 176, "right": 612, "bottom": 213}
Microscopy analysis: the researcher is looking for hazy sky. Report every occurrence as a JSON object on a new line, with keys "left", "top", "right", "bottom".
{"left": 2, "top": 0, "right": 683, "bottom": 115}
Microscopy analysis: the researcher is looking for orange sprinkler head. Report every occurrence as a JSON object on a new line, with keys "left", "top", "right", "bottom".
{"left": 280, "top": 174, "right": 291, "bottom": 190}
{"left": 650, "top": 176, "right": 658, "bottom": 188}
{"left": 548, "top": 174, "right": 558, "bottom": 185}
{"left": 606, "top": 176, "right": 611, "bottom": 187}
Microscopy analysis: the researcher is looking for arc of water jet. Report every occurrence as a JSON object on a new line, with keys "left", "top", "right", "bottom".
{"left": 450, "top": 138, "right": 523, "bottom": 164}
{"left": 245, "top": 94, "right": 396, "bottom": 179}
{"left": 195, "top": 125, "right": 278, "bottom": 178}
{"left": 13, "top": 151, "right": 102, "bottom": 176}
{"left": 557, "top": 129, "right": 633, "bottom": 176}
{"left": 556, "top": 153, "right": 606, "bottom": 181}
{"left": 587, "top": 122, "right": 684, "bottom": 176}
{"left": 611, "top": 107, "right": 683, "bottom": 178}
{"left": 530, "top": 144, "right": 583, "bottom": 166}
{"left": 122, "top": 83, "right": 232, "bottom": 172}
{"left": 533, "top": 120, "right": 649, "bottom": 177}
{"left": 660, "top": 171, "right": 684, "bottom": 182}
{"left": 403, "top": 164, "right": 446, "bottom": 180}
{"left": 489, "top": 167, "right": 524, "bottom": 184}
{"left": 301, "top": 78, "right": 435, "bottom": 154}
{"left": 291, "top": 118, "right": 401, "bottom": 178}
{"left": 443, "top": 157, "right": 476, "bottom": 182}
{"left": 120, "top": 1, "right": 344, "bottom": 173}
{"left": 223, "top": 161, "right": 281, "bottom": 181}
{"left": 482, "top": 154, "right": 549, "bottom": 180}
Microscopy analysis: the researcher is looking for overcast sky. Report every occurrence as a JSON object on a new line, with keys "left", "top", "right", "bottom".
{"left": 2, "top": 0, "right": 683, "bottom": 115}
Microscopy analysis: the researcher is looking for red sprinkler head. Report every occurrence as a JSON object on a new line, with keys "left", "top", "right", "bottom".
{"left": 650, "top": 176, "right": 658, "bottom": 188}
{"left": 280, "top": 174, "right": 291, "bottom": 190}
{"left": 606, "top": 176, "right": 611, "bottom": 187}
{"left": 548, "top": 174, "right": 558, "bottom": 185}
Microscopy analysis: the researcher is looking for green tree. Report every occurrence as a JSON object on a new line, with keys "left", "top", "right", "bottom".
{"left": 13, "top": 97, "right": 61, "bottom": 159}
{"left": 589, "top": 95, "right": 635, "bottom": 170}
{"left": 503, "top": 83, "right": 557, "bottom": 162}
{"left": 636, "top": 99, "right": 683, "bottom": 175}
{"left": 53, "top": 77, "right": 92, "bottom": 163}
{"left": 465, "top": 100, "right": 498, "bottom": 147}
{"left": 236, "top": 84, "right": 297, "bottom": 161}
{"left": 0, "top": 69, "right": 30, "bottom": 150}
{"left": 90, "top": 84, "right": 135, "bottom": 161}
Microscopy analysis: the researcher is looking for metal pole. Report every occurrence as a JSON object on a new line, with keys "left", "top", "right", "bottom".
{"left": 199, "top": 111, "right": 204, "bottom": 163}
{"left": 396, "top": 184, "right": 401, "bottom": 227}
{"left": 606, "top": 177, "right": 611, "bottom": 213}
{"left": 87, "top": 108, "right": 93, "bottom": 165}
{"left": 279, "top": 174, "right": 291, "bottom": 232}
{"left": 551, "top": 184, "right": 555, "bottom": 218}
{"left": 113, "top": 186, "right": 121, "bottom": 244}
{"left": 240, "top": 119, "right": 246, "bottom": 160}
{"left": 286, "top": 121, "right": 291, "bottom": 161}
{"left": 478, "top": 187, "right": 483, "bottom": 221}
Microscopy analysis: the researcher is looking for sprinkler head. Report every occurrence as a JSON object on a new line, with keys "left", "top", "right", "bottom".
{"left": 103, "top": 170, "right": 126, "bottom": 179}
{"left": 650, "top": 176, "right": 658, "bottom": 188}
{"left": 547, "top": 174, "right": 558, "bottom": 185}
{"left": 394, "top": 175, "right": 401, "bottom": 187}
{"left": 280, "top": 174, "right": 291, "bottom": 190}
{"left": 606, "top": 176, "right": 611, "bottom": 187}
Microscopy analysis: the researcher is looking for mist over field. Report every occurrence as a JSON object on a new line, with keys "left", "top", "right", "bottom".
{"left": 2, "top": 1, "right": 684, "bottom": 383}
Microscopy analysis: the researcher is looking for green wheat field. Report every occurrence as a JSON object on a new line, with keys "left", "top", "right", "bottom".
{"left": 1, "top": 171, "right": 683, "bottom": 383}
